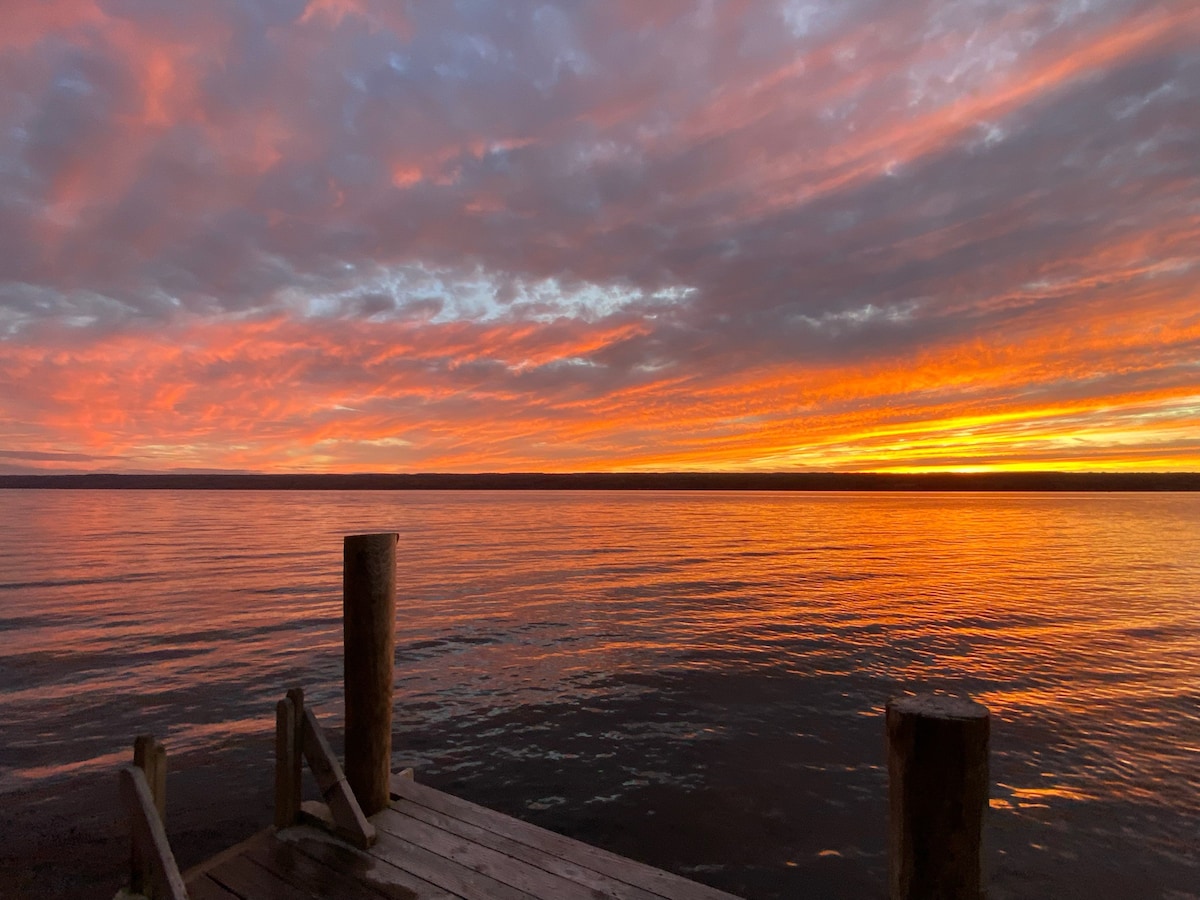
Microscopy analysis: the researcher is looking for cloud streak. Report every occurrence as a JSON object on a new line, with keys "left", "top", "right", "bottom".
{"left": 1, "top": 0, "right": 1198, "bottom": 472}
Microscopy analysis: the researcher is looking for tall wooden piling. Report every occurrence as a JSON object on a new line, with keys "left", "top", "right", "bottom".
{"left": 886, "top": 693, "right": 990, "bottom": 900}
{"left": 342, "top": 532, "right": 398, "bottom": 816}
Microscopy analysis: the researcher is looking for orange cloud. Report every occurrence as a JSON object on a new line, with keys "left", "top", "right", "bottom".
{"left": 299, "top": 0, "right": 412, "bottom": 38}
{"left": 0, "top": 0, "right": 104, "bottom": 50}
{"left": 2, "top": 1, "right": 1197, "bottom": 474}
{"left": 3, "top": 267, "right": 1198, "bottom": 474}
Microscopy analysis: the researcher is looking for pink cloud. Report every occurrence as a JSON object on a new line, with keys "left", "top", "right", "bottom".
{"left": 1, "top": 0, "right": 1198, "bottom": 472}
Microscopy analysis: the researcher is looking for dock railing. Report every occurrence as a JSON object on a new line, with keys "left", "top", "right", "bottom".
{"left": 116, "top": 735, "right": 186, "bottom": 900}
{"left": 117, "top": 531, "right": 992, "bottom": 900}
{"left": 273, "top": 686, "right": 375, "bottom": 848}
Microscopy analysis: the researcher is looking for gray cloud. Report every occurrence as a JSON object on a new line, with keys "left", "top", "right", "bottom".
{"left": 0, "top": 0, "right": 1197, "bottom": 469}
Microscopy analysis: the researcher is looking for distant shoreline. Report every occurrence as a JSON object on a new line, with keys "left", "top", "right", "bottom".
{"left": 1, "top": 472, "right": 1198, "bottom": 491}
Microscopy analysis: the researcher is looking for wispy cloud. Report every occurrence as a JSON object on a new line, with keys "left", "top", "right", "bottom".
{"left": 1, "top": 0, "right": 1197, "bottom": 471}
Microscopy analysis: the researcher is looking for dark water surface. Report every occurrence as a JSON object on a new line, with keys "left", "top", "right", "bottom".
{"left": 0, "top": 490, "right": 1197, "bottom": 898}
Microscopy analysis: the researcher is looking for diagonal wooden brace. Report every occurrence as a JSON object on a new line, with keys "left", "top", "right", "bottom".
{"left": 299, "top": 706, "right": 376, "bottom": 849}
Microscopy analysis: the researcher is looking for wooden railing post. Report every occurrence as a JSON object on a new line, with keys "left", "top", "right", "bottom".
{"left": 131, "top": 735, "right": 167, "bottom": 897}
{"left": 886, "top": 693, "right": 990, "bottom": 900}
{"left": 123, "top": 735, "right": 186, "bottom": 900}
{"left": 274, "top": 688, "right": 303, "bottom": 827}
{"left": 343, "top": 532, "right": 398, "bottom": 817}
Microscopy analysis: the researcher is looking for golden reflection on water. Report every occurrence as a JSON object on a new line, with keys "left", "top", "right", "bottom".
{"left": 0, "top": 489, "right": 1197, "bottom": 878}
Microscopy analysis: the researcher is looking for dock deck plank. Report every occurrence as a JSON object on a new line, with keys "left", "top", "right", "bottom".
{"left": 384, "top": 790, "right": 661, "bottom": 900}
{"left": 367, "top": 827, "right": 537, "bottom": 900}
{"left": 242, "top": 833, "right": 418, "bottom": 900}
{"left": 375, "top": 809, "right": 609, "bottom": 900}
{"left": 207, "top": 852, "right": 314, "bottom": 900}
{"left": 183, "top": 776, "right": 743, "bottom": 900}
{"left": 186, "top": 875, "right": 242, "bottom": 900}
{"left": 388, "top": 776, "right": 742, "bottom": 900}
{"left": 281, "top": 833, "right": 458, "bottom": 900}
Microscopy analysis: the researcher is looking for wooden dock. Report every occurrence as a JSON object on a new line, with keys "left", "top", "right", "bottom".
{"left": 115, "top": 533, "right": 992, "bottom": 900}
{"left": 116, "top": 531, "right": 747, "bottom": 900}
{"left": 182, "top": 772, "right": 741, "bottom": 900}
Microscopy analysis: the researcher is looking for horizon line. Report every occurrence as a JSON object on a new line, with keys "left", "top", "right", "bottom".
{"left": 2, "top": 471, "right": 1197, "bottom": 491}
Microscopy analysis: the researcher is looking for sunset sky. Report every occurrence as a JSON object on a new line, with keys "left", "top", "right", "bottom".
{"left": 1, "top": 0, "right": 1198, "bottom": 473}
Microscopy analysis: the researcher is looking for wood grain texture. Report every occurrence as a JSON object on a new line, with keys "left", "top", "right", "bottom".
{"left": 207, "top": 852, "right": 312, "bottom": 900}
{"left": 186, "top": 874, "right": 242, "bottom": 900}
{"left": 383, "top": 794, "right": 660, "bottom": 900}
{"left": 375, "top": 809, "right": 616, "bottom": 900}
{"left": 366, "top": 827, "right": 536, "bottom": 900}
{"left": 243, "top": 831, "right": 418, "bottom": 900}
{"left": 343, "top": 532, "right": 398, "bottom": 817}
{"left": 388, "top": 775, "right": 743, "bottom": 900}
{"left": 180, "top": 785, "right": 747, "bottom": 900}
{"left": 282, "top": 828, "right": 459, "bottom": 900}
{"left": 300, "top": 706, "right": 376, "bottom": 848}
{"left": 119, "top": 765, "right": 188, "bottom": 900}
{"left": 131, "top": 734, "right": 168, "bottom": 896}
{"left": 886, "top": 693, "right": 990, "bottom": 900}
{"left": 275, "top": 697, "right": 300, "bottom": 828}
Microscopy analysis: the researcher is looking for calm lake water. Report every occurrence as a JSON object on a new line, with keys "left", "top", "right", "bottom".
{"left": 0, "top": 490, "right": 1197, "bottom": 899}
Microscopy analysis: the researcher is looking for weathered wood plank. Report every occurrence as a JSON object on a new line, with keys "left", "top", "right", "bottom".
{"left": 301, "top": 706, "right": 376, "bottom": 848}
{"left": 389, "top": 776, "right": 742, "bottom": 900}
{"left": 207, "top": 852, "right": 313, "bottom": 900}
{"left": 183, "top": 828, "right": 275, "bottom": 883}
{"left": 276, "top": 696, "right": 301, "bottom": 828}
{"left": 287, "top": 685, "right": 306, "bottom": 805}
{"left": 887, "top": 693, "right": 989, "bottom": 900}
{"left": 132, "top": 734, "right": 168, "bottom": 897}
{"left": 300, "top": 708, "right": 343, "bottom": 794}
{"left": 343, "top": 533, "right": 398, "bottom": 817}
{"left": 366, "top": 826, "right": 537, "bottom": 900}
{"left": 297, "top": 799, "right": 336, "bottom": 830}
{"left": 186, "top": 874, "right": 242, "bottom": 900}
{"left": 119, "top": 765, "right": 188, "bottom": 900}
{"left": 377, "top": 808, "right": 623, "bottom": 900}
{"left": 152, "top": 742, "right": 168, "bottom": 819}
{"left": 386, "top": 796, "right": 661, "bottom": 900}
{"left": 287, "top": 688, "right": 306, "bottom": 725}
{"left": 280, "top": 827, "right": 461, "bottom": 900}
{"left": 134, "top": 735, "right": 167, "bottom": 819}
{"left": 243, "top": 831, "right": 418, "bottom": 900}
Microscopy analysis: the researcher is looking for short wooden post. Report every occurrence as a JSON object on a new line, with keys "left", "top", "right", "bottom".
{"left": 119, "top": 766, "right": 187, "bottom": 900}
{"left": 131, "top": 734, "right": 167, "bottom": 897}
{"left": 274, "top": 690, "right": 302, "bottom": 828}
{"left": 343, "top": 532, "right": 398, "bottom": 816}
{"left": 287, "top": 687, "right": 304, "bottom": 802}
{"left": 886, "top": 693, "right": 990, "bottom": 900}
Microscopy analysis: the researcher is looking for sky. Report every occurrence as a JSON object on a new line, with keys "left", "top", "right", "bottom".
{"left": 1, "top": 0, "right": 1198, "bottom": 474}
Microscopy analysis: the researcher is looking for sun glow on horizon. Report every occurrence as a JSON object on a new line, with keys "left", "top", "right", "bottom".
{"left": 1, "top": 1, "right": 1198, "bottom": 475}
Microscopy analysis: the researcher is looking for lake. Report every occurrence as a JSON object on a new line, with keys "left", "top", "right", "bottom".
{"left": 0, "top": 489, "right": 1197, "bottom": 898}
